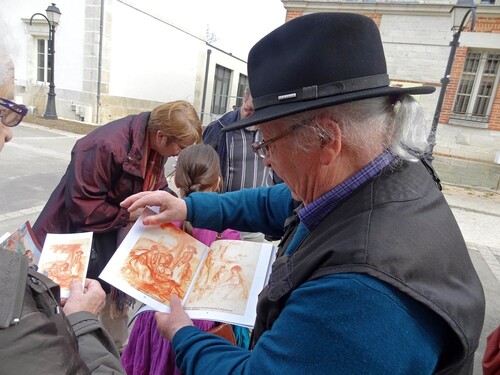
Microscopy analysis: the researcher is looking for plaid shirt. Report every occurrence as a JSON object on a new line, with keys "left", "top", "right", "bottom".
{"left": 299, "top": 150, "right": 395, "bottom": 231}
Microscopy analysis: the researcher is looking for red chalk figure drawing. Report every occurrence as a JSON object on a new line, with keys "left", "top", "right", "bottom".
{"left": 187, "top": 240, "right": 261, "bottom": 315}
{"left": 37, "top": 232, "right": 93, "bottom": 297}
{"left": 99, "top": 208, "right": 276, "bottom": 327}
{"left": 120, "top": 224, "right": 205, "bottom": 303}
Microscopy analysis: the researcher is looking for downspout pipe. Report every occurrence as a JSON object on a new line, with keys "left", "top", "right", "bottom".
{"left": 200, "top": 48, "right": 211, "bottom": 125}
{"left": 95, "top": 0, "right": 104, "bottom": 124}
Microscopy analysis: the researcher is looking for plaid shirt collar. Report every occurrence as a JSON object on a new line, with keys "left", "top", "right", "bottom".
{"left": 298, "top": 150, "right": 395, "bottom": 231}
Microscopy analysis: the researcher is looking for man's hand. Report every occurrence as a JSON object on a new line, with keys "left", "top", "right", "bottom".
{"left": 121, "top": 191, "right": 188, "bottom": 225}
{"left": 62, "top": 279, "right": 106, "bottom": 316}
{"left": 155, "top": 295, "right": 194, "bottom": 341}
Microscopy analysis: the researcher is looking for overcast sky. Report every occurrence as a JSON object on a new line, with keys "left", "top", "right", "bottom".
{"left": 127, "top": 0, "right": 287, "bottom": 60}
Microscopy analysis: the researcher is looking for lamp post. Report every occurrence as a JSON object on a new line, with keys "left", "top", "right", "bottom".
{"left": 426, "top": 0, "right": 477, "bottom": 162}
{"left": 30, "top": 3, "right": 61, "bottom": 120}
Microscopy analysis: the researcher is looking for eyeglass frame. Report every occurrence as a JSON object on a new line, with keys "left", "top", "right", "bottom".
{"left": 169, "top": 137, "right": 193, "bottom": 152}
{"left": 0, "top": 97, "right": 28, "bottom": 127}
{"left": 174, "top": 141, "right": 189, "bottom": 152}
{"left": 251, "top": 123, "right": 303, "bottom": 159}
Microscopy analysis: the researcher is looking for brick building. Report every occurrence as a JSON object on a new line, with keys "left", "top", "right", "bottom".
{"left": 282, "top": 0, "right": 500, "bottom": 190}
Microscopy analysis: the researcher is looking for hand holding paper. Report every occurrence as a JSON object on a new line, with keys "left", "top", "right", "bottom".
{"left": 62, "top": 278, "right": 106, "bottom": 316}
{"left": 121, "top": 190, "right": 187, "bottom": 225}
{"left": 155, "top": 295, "right": 194, "bottom": 341}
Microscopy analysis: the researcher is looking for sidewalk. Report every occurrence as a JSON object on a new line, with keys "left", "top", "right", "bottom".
{"left": 23, "top": 114, "right": 98, "bottom": 135}
{"left": 442, "top": 186, "right": 500, "bottom": 374}
{"left": 445, "top": 190, "right": 500, "bottom": 217}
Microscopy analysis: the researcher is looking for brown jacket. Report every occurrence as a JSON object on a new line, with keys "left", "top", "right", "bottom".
{"left": 32, "top": 112, "right": 168, "bottom": 243}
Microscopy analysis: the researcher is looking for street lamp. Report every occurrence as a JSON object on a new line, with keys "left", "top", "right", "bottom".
{"left": 30, "top": 3, "right": 61, "bottom": 120}
{"left": 426, "top": 0, "right": 477, "bottom": 162}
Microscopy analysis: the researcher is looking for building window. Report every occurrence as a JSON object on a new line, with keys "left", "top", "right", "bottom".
{"left": 37, "top": 38, "right": 50, "bottom": 83}
{"left": 451, "top": 50, "right": 500, "bottom": 125}
{"left": 235, "top": 74, "right": 249, "bottom": 108}
{"left": 212, "top": 65, "right": 232, "bottom": 115}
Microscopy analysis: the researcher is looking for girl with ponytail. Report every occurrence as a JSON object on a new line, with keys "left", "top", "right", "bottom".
{"left": 122, "top": 144, "right": 244, "bottom": 375}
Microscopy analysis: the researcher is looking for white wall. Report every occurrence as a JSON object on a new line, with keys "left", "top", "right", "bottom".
{"left": 53, "top": 0, "right": 85, "bottom": 93}
{"left": 1, "top": 0, "right": 86, "bottom": 93}
{"left": 379, "top": 14, "right": 452, "bottom": 119}
{"left": 381, "top": 14, "right": 452, "bottom": 84}
{"left": 1, "top": 0, "right": 250, "bottom": 123}
{"left": 108, "top": 0, "right": 202, "bottom": 103}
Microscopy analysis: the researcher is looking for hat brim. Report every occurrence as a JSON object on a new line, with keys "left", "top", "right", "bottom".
{"left": 222, "top": 85, "right": 435, "bottom": 132}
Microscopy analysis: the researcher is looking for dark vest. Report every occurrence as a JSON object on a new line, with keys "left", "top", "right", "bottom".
{"left": 252, "top": 161, "right": 485, "bottom": 374}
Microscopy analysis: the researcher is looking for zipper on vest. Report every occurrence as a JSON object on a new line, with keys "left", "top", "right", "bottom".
{"left": 10, "top": 256, "right": 29, "bottom": 325}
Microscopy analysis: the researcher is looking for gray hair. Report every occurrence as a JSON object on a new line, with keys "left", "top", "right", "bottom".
{"left": 288, "top": 95, "right": 430, "bottom": 162}
{"left": 0, "top": 8, "right": 17, "bottom": 95}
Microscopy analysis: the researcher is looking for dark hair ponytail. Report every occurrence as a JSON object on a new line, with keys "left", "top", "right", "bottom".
{"left": 174, "top": 144, "right": 222, "bottom": 235}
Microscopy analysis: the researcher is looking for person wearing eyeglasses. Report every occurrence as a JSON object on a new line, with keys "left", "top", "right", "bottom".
{"left": 120, "top": 13, "right": 485, "bottom": 375}
{"left": 0, "top": 97, "right": 27, "bottom": 135}
{"left": 0, "top": 58, "right": 27, "bottom": 150}
{"left": 0, "top": 40, "right": 125, "bottom": 374}
{"left": 32, "top": 99, "right": 202, "bottom": 349}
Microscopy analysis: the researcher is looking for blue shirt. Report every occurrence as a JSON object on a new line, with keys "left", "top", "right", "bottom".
{"left": 178, "top": 161, "right": 446, "bottom": 375}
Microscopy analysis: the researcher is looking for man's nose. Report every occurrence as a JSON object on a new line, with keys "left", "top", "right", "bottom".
{"left": 2, "top": 124, "right": 13, "bottom": 143}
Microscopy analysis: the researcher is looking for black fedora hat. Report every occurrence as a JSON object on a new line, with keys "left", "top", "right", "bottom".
{"left": 223, "top": 12, "right": 435, "bottom": 132}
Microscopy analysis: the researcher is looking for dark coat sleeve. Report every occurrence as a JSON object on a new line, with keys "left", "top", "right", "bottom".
{"left": 64, "top": 142, "right": 130, "bottom": 233}
{"left": 203, "top": 121, "right": 227, "bottom": 179}
{"left": 202, "top": 121, "right": 223, "bottom": 152}
{"left": 68, "top": 312, "right": 126, "bottom": 374}
{"left": 0, "top": 289, "right": 92, "bottom": 375}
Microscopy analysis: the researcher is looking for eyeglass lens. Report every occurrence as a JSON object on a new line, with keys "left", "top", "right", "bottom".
{"left": 1, "top": 110, "right": 24, "bottom": 127}
{"left": 0, "top": 98, "right": 27, "bottom": 127}
{"left": 257, "top": 144, "right": 268, "bottom": 158}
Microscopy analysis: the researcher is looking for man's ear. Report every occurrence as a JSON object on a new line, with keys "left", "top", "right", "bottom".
{"left": 319, "top": 121, "right": 341, "bottom": 166}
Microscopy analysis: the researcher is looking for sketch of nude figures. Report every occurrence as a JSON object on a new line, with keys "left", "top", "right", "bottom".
{"left": 187, "top": 241, "right": 261, "bottom": 315}
{"left": 39, "top": 244, "right": 88, "bottom": 290}
{"left": 121, "top": 234, "right": 204, "bottom": 303}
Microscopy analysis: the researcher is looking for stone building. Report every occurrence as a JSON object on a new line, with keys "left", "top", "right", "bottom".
{"left": 2, "top": 0, "right": 250, "bottom": 126}
{"left": 282, "top": 0, "right": 500, "bottom": 190}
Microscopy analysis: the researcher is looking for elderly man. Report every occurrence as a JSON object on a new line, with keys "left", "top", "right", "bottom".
{"left": 203, "top": 87, "right": 263, "bottom": 192}
{"left": 121, "top": 13, "right": 485, "bottom": 374}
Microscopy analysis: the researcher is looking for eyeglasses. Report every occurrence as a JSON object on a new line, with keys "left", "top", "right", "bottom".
{"left": 0, "top": 97, "right": 28, "bottom": 127}
{"left": 251, "top": 124, "right": 302, "bottom": 159}
{"left": 174, "top": 140, "right": 191, "bottom": 152}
